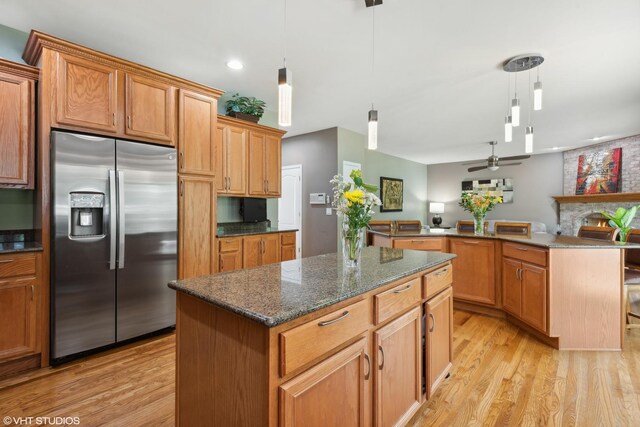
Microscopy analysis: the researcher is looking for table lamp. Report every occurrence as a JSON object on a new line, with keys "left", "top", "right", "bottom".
{"left": 429, "top": 202, "right": 444, "bottom": 227}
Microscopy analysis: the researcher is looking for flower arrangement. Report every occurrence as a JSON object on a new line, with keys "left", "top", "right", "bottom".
{"left": 331, "top": 170, "right": 381, "bottom": 266}
{"left": 459, "top": 192, "right": 503, "bottom": 235}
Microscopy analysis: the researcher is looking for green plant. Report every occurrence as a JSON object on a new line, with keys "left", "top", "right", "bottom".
{"left": 601, "top": 205, "right": 640, "bottom": 243}
{"left": 225, "top": 93, "right": 266, "bottom": 119}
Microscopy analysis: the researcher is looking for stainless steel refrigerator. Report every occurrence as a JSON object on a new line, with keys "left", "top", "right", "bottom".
{"left": 51, "top": 131, "right": 177, "bottom": 362}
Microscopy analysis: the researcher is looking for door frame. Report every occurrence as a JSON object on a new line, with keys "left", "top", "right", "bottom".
{"left": 279, "top": 164, "right": 302, "bottom": 258}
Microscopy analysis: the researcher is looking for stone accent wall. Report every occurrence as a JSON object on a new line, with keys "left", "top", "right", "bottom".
{"left": 563, "top": 134, "right": 640, "bottom": 195}
{"left": 560, "top": 134, "right": 640, "bottom": 235}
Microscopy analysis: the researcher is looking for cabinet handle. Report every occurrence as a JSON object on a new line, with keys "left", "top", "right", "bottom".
{"left": 393, "top": 284, "right": 412, "bottom": 294}
{"left": 364, "top": 353, "right": 371, "bottom": 380}
{"left": 127, "top": 115, "right": 131, "bottom": 129}
{"left": 0, "top": 259, "right": 15, "bottom": 264}
{"left": 112, "top": 112, "right": 115, "bottom": 126}
{"left": 318, "top": 311, "right": 350, "bottom": 327}
{"left": 179, "top": 180, "right": 184, "bottom": 197}
{"left": 429, "top": 313, "right": 435, "bottom": 332}
{"left": 31, "top": 285, "right": 34, "bottom": 301}
{"left": 179, "top": 152, "right": 184, "bottom": 170}
{"left": 266, "top": 179, "right": 270, "bottom": 192}
{"left": 435, "top": 268, "right": 449, "bottom": 277}
{"left": 516, "top": 247, "right": 528, "bottom": 252}
{"left": 378, "top": 345, "right": 385, "bottom": 370}
{"left": 463, "top": 240, "right": 480, "bottom": 244}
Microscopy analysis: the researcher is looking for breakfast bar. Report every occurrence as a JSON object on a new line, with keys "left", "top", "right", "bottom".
{"left": 169, "top": 247, "right": 455, "bottom": 426}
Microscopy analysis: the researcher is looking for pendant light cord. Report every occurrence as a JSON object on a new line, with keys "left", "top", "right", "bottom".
{"left": 371, "top": 4, "right": 375, "bottom": 109}
{"left": 283, "top": 0, "right": 287, "bottom": 66}
{"left": 528, "top": 69, "right": 532, "bottom": 124}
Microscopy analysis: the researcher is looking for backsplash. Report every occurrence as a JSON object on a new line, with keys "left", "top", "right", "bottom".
{"left": 0, "top": 189, "right": 35, "bottom": 230}
{"left": 0, "top": 229, "right": 35, "bottom": 243}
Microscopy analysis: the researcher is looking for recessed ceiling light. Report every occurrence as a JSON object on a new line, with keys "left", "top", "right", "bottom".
{"left": 226, "top": 60, "right": 243, "bottom": 70}
{"left": 552, "top": 146, "right": 560, "bottom": 150}
{"left": 589, "top": 136, "right": 607, "bottom": 141}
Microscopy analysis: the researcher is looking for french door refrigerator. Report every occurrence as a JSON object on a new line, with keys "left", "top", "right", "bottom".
{"left": 51, "top": 131, "right": 177, "bottom": 362}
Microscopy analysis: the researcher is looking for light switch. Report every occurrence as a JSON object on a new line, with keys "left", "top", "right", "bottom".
{"left": 325, "top": 208, "right": 332, "bottom": 216}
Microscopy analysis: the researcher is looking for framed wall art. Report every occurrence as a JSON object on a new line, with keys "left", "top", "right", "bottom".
{"left": 380, "top": 177, "right": 403, "bottom": 212}
{"left": 575, "top": 148, "right": 621, "bottom": 194}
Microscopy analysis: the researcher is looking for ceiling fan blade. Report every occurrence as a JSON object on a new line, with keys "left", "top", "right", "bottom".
{"left": 468, "top": 165, "right": 489, "bottom": 172}
{"left": 498, "top": 162, "right": 522, "bottom": 167}
{"left": 461, "top": 160, "right": 487, "bottom": 166}
{"left": 500, "top": 155, "right": 530, "bottom": 161}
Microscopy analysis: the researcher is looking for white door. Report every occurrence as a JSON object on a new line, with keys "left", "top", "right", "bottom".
{"left": 279, "top": 165, "right": 302, "bottom": 258}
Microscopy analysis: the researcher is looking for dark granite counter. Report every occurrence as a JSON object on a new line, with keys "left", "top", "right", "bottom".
{"left": 169, "top": 247, "right": 455, "bottom": 327}
{"left": 217, "top": 226, "right": 298, "bottom": 238}
{"left": 0, "top": 241, "right": 43, "bottom": 254}
{"left": 369, "top": 229, "right": 636, "bottom": 249}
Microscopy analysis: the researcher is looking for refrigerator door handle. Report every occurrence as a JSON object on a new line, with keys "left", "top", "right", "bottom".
{"left": 117, "top": 170, "right": 125, "bottom": 269}
{"left": 109, "top": 170, "right": 117, "bottom": 270}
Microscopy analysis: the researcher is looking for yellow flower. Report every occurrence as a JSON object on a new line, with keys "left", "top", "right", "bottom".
{"left": 344, "top": 190, "right": 365, "bottom": 203}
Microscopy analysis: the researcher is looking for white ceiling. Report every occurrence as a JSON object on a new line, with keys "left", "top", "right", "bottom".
{"left": 2, "top": 0, "right": 640, "bottom": 164}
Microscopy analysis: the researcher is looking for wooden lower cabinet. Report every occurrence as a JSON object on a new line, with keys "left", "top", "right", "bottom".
{"left": 502, "top": 252, "right": 548, "bottom": 333}
{"left": 218, "top": 237, "right": 242, "bottom": 273}
{"left": 279, "top": 338, "right": 369, "bottom": 427}
{"left": 243, "top": 234, "right": 280, "bottom": 268}
{"left": 262, "top": 234, "right": 280, "bottom": 265}
{"left": 502, "top": 257, "right": 522, "bottom": 317}
{"left": 449, "top": 238, "right": 496, "bottom": 305}
{"left": 0, "top": 277, "right": 37, "bottom": 360}
{"left": 374, "top": 306, "right": 422, "bottom": 427}
{"left": 392, "top": 238, "right": 445, "bottom": 252}
{"left": 425, "top": 287, "right": 453, "bottom": 399}
{"left": 281, "top": 232, "right": 297, "bottom": 261}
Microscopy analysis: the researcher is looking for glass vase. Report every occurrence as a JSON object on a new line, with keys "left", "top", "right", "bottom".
{"left": 342, "top": 221, "right": 366, "bottom": 268}
{"left": 473, "top": 214, "right": 486, "bottom": 236}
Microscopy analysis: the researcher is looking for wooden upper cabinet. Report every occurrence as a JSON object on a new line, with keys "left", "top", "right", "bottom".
{"left": 449, "top": 238, "right": 496, "bottom": 305}
{"left": 215, "top": 124, "right": 225, "bottom": 191}
{"left": 216, "top": 120, "right": 247, "bottom": 195}
{"left": 125, "top": 73, "right": 176, "bottom": 145}
{"left": 248, "top": 131, "right": 266, "bottom": 196}
{"left": 265, "top": 134, "right": 281, "bottom": 196}
{"left": 0, "top": 60, "right": 36, "bottom": 189}
{"left": 55, "top": 53, "right": 119, "bottom": 133}
{"left": 178, "top": 90, "right": 216, "bottom": 175}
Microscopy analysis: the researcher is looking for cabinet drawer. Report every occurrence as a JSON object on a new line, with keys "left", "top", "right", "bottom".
{"left": 281, "top": 232, "right": 296, "bottom": 246}
{"left": 503, "top": 242, "right": 547, "bottom": 267}
{"left": 279, "top": 298, "right": 370, "bottom": 377}
{"left": 218, "top": 238, "right": 241, "bottom": 253}
{"left": 423, "top": 264, "right": 453, "bottom": 300}
{"left": 374, "top": 277, "right": 421, "bottom": 325}
{"left": 393, "top": 238, "right": 443, "bottom": 252}
{"left": 0, "top": 253, "right": 36, "bottom": 278}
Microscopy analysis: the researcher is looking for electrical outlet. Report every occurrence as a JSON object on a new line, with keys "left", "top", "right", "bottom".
{"left": 325, "top": 208, "right": 332, "bottom": 215}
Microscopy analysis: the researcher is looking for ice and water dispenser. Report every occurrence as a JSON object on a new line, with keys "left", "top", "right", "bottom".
{"left": 69, "top": 192, "right": 105, "bottom": 238}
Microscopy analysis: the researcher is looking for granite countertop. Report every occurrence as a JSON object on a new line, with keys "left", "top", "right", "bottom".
{"left": 368, "top": 229, "right": 637, "bottom": 249}
{"left": 217, "top": 226, "right": 298, "bottom": 238}
{"left": 0, "top": 241, "right": 43, "bottom": 254}
{"left": 169, "top": 247, "right": 455, "bottom": 327}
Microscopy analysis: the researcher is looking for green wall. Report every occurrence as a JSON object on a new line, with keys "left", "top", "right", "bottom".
{"left": 0, "top": 24, "right": 28, "bottom": 64}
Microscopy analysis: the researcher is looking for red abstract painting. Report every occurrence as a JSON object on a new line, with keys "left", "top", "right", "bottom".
{"left": 575, "top": 148, "right": 622, "bottom": 194}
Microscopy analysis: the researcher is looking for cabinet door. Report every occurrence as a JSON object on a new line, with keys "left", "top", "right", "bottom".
{"left": 242, "top": 235, "right": 262, "bottom": 268}
{"left": 125, "top": 73, "right": 175, "bottom": 145}
{"left": 0, "top": 71, "right": 33, "bottom": 188}
{"left": 178, "top": 176, "right": 216, "bottom": 279}
{"left": 179, "top": 90, "right": 216, "bottom": 175}
{"left": 282, "top": 245, "right": 296, "bottom": 262}
{"left": 219, "top": 251, "right": 242, "bottom": 273}
{"left": 265, "top": 134, "right": 281, "bottom": 196}
{"left": 226, "top": 126, "right": 247, "bottom": 195}
{"left": 248, "top": 131, "right": 266, "bottom": 196}
{"left": 215, "top": 124, "right": 225, "bottom": 192}
{"left": 449, "top": 238, "right": 496, "bottom": 305}
{"left": 374, "top": 306, "right": 422, "bottom": 427}
{"left": 262, "top": 234, "right": 281, "bottom": 266}
{"left": 425, "top": 287, "right": 453, "bottom": 399}
{"left": 56, "top": 53, "right": 119, "bottom": 133}
{"left": 0, "top": 278, "right": 37, "bottom": 359}
{"left": 521, "top": 263, "right": 547, "bottom": 333}
{"left": 502, "top": 258, "right": 522, "bottom": 317}
{"left": 279, "top": 338, "right": 369, "bottom": 427}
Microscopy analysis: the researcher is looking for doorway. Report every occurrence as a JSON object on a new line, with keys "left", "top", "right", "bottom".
{"left": 279, "top": 164, "right": 302, "bottom": 258}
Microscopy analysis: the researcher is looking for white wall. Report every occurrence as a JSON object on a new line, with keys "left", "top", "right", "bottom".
{"left": 427, "top": 152, "right": 563, "bottom": 233}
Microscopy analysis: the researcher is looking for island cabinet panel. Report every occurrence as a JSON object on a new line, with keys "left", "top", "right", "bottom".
{"left": 374, "top": 306, "right": 422, "bottom": 427}
{"left": 425, "top": 287, "right": 453, "bottom": 399}
{"left": 0, "top": 62, "right": 36, "bottom": 188}
{"left": 520, "top": 263, "right": 547, "bottom": 333}
{"left": 279, "top": 338, "right": 369, "bottom": 427}
{"left": 178, "top": 90, "right": 216, "bottom": 175}
{"left": 374, "top": 277, "right": 421, "bottom": 325}
{"left": 55, "top": 52, "right": 119, "bottom": 133}
{"left": 449, "top": 238, "right": 496, "bottom": 305}
{"left": 502, "top": 257, "right": 522, "bottom": 317}
{"left": 124, "top": 73, "right": 176, "bottom": 145}
{"left": 279, "top": 298, "right": 371, "bottom": 377}
{"left": 178, "top": 176, "right": 216, "bottom": 279}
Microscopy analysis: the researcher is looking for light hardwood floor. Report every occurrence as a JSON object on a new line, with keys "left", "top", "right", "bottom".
{"left": 1, "top": 311, "right": 639, "bottom": 426}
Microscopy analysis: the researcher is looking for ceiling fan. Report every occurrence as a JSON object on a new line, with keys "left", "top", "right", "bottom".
{"left": 463, "top": 141, "right": 530, "bottom": 172}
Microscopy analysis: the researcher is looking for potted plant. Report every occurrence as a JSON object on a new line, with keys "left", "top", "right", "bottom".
{"left": 225, "top": 93, "right": 266, "bottom": 123}
{"left": 601, "top": 205, "right": 640, "bottom": 243}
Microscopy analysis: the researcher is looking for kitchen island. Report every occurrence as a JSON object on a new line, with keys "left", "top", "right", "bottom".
{"left": 169, "top": 247, "right": 455, "bottom": 426}
{"left": 370, "top": 229, "right": 630, "bottom": 351}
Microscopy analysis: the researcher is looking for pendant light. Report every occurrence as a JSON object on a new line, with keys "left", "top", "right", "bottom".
{"left": 533, "top": 67, "right": 543, "bottom": 111}
{"left": 367, "top": 0, "right": 379, "bottom": 150}
{"left": 278, "top": 0, "right": 292, "bottom": 127}
{"left": 511, "top": 72, "right": 520, "bottom": 127}
{"left": 525, "top": 69, "right": 534, "bottom": 153}
{"left": 504, "top": 74, "right": 512, "bottom": 142}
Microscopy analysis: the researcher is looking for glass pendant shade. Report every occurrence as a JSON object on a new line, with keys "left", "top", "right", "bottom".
{"left": 534, "top": 81, "right": 542, "bottom": 111}
{"left": 278, "top": 67, "right": 292, "bottom": 127}
{"left": 511, "top": 98, "right": 520, "bottom": 127}
{"left": 504, "top": 115, "right": 512, "bottom": 142}
{"left": 525, "top": 126, "right": 534, "bottom": 153}
{"left": 368, "top": 109, "right": 378, "bottom": 150}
